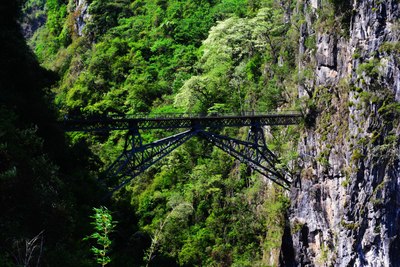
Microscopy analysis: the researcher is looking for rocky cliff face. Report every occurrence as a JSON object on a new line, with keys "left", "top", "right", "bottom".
{"left": 73, "top": 0, "right": 89, "bottom": 36}
{"left": 19, "top": 0, "right": 89, "bottom": 39}
{"left": 284, "top": 0, "right": 400, "bottom": 266}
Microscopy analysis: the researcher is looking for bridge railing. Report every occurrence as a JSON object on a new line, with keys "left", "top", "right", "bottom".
{"left": 65, "top": 110, "right": 302, "bottom": 121}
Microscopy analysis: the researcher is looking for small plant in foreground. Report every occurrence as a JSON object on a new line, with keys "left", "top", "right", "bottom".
{"left": 84, "top": 206, "right": 116, "bottom": 267}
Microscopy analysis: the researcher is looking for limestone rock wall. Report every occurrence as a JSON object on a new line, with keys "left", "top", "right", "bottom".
{"left": 20, "top": 0, "right": 90, "bottom": 39}
{"left": 284, "top": 0, "right": 400, "bottom": 266}
{"left": 73, "top": 0, "right": 90, "bottom": 36}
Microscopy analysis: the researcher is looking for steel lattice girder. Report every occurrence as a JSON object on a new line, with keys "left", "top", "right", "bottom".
{"left": 103, "top": 129, "right": 197, "bottom": 193}
{"left": 63, "top": 113, "right": 302, "bottom": 132}
{"left": 198, "top": 130, "right": 291, "bottom": 189}
{"left": 104, "top": 126, "right": 292, "bottom": 192}
{"left": 74, "top": 113, "right": 303, "bottom": 192}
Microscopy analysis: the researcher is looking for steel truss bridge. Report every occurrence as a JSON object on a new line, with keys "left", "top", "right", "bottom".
{"left": 63, "top": 112, "right": 302, "bottom": 192}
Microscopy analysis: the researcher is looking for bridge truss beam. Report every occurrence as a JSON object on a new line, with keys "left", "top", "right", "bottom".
{"left": 104, "top": 124, "right": 293, "bottom": 193}
{"left": 62, "top": 112, "right": 300, "bottom": 192}
{"left": 63, "top": 113, "right": 302, "bottom": 132}
{"left": 103, "top": 129, "right": 197, "bottom": 192}
{"left": 198, "top": 130, "right": 291, "bottom": 189}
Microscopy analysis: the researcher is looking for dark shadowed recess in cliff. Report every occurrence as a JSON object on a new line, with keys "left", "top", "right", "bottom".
{"left": 0, "top": 1, "right": 103, "bottom": 266}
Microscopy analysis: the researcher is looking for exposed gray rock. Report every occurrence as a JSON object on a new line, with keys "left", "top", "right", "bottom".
{"left": 74, "top": 0, "right": 90, "bottom": 36}
{"left": 20, "top": 0, "right": 91, "bottom": 39}
{"left": 316, "top": 34, "right": 337, "bottom": 69}
{"left": 282, "top": 0, "right": 400, "bottom": 266}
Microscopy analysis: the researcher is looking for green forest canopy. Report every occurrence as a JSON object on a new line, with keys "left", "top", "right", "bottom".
{"left": 1, "top": 0, "right": 302, "bottom": 266}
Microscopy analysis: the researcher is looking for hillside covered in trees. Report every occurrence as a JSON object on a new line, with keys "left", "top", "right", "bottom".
{"left": 3, "top": 0, "right": 400, "bottom": 266}
{"left": 2, "top": 0, "right": 299, "bottom": 266}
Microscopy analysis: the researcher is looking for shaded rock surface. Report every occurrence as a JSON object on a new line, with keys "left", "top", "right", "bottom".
{"left": 19, "top": 0, "right": 46, "bottom": 38}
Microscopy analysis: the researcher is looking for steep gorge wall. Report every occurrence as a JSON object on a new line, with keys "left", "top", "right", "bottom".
{"left": 285, "top": 0, "right": 400, "bottom": 266}
{"left": 20, "top": 0, "right": 89, "bottom": 38}
{"left": 73, "top": 0, "right": 89, "bottom": 36}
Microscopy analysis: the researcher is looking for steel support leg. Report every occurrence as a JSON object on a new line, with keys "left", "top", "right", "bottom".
{"left": 198, "top": 129, "right": 291, "bottom": 189}
{"left": 246, "top": 124, "right": 279, "bottom": 167}
{"left": 103, "top": 123, "right": 290, "bottom": 193}
{"left": 104, "top": 129, "right": 197, "bottom": 193}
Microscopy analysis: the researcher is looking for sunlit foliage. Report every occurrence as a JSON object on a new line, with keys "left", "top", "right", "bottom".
{"left": 25, "top": 0, "right": 301, "bottom": 265}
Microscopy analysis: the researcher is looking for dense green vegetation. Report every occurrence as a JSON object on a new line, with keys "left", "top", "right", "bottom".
{"left": 1, "top": 0, "right": 301, "bottom": 266}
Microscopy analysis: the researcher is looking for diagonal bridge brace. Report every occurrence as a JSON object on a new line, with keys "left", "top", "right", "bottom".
{"left": 198, "top": 129, "right": 291, "bottom": 189}
{"left": 61, "top": 112, "right": 301, "bottom": 193}
{"left": 104, "top": 129, "right": 197, "bottom": 193}
{"left": 104, "top": 124, "right": 291, "bottom": 192}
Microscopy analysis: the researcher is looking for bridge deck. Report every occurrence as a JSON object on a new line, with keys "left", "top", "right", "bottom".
{"left": 63, "top": 112, "right": 303, "bottom": 132}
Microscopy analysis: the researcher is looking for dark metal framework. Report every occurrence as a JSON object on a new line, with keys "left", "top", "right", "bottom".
{"left": 63, "top": 112, "right": 302, "bottom": 192}
{"left": 63, "top": 112, "right": 302, "bottom": 132}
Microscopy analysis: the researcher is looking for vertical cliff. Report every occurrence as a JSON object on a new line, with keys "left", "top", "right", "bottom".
{"left": 285, "top": 0, "right": 400, "bottom": 265}
{"left": 73, "top": 0, "right": 89, "bottom": 36}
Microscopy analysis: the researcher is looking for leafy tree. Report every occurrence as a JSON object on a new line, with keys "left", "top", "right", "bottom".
{"left": 144, "top": 201, "right": 193, "bottom": 266}
{"left": 175, "top": 7, "right": 288, "bottom": 113}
